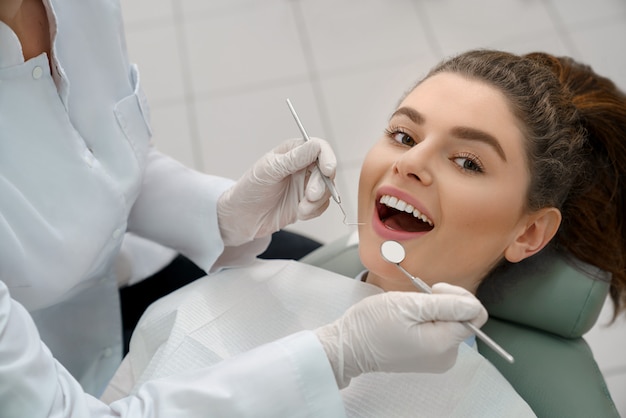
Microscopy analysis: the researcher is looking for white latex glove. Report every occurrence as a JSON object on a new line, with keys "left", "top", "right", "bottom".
{"left": 217, "top": 138, "right": 336, "bottom": 246}
{"left": 314, "top": 283, "right": 488, "bottom": 389}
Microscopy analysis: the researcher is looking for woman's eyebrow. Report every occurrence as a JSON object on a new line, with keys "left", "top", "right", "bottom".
{"left": 450, "top": 126, "right": 507, "bottom": 162}
{"left": 391, "top": 107, "right": 425, "bottom": 124}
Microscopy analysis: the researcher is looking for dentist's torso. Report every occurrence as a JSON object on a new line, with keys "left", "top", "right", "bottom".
{"left": 0, "top": 0, "right": 152, "bottom": 395}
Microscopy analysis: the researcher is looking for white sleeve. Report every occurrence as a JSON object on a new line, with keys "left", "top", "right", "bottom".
{"left": 127, "top": 148, "right": 270, "bottom": 273}
{"left": 0, "top": 281, "right": 346, "bottom": 418}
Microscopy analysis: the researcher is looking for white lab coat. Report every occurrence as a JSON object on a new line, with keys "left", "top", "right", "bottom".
{"left": 0, "top": 1, "right": 344, "bottom": 416}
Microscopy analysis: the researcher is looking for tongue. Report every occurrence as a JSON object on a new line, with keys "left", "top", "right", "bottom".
{"left": 383, "top": 212, "right": 432, "bottom": 232}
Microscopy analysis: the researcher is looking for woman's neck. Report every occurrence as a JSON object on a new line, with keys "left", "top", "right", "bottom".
{"left": 1, "top": 0, "right": 50, "bottom": 61}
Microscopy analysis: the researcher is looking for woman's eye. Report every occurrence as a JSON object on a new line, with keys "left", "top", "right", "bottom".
{"left": 396, "top": 132, "right": 415, "bottom": 146}
{"left": 453, "top": 156, "right": 484, "bottom": 173}
{"left": 386, "top": 129, "right": 416, "bottom": 147}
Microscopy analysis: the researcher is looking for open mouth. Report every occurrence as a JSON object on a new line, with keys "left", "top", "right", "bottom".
{"left": 377, "top": 195, "right": 434, "bottom": 233}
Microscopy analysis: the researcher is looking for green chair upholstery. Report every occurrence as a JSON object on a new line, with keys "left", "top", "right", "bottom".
{"left": 300, "top": 233, "right": 619, "bottom": 418}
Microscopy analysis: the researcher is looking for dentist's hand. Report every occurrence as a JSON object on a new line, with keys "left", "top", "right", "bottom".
{"left": 217, "top": 138, "right": 336, "bottom": 246}
{"left": 314, "top": 283, "right": 488, "bottom": 389}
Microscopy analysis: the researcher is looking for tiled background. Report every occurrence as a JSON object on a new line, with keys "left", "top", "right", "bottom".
{"left": 120, "top": 0, "right": 626, "bottom": 414}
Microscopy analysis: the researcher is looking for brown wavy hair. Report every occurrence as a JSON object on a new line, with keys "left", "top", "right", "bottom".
{"left": 423, "top": 50, "right": 626, "bottom": 317}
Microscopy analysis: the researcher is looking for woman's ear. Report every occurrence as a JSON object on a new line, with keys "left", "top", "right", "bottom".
{"left": 504, "top": 207, "right": 562, "bottom": 263}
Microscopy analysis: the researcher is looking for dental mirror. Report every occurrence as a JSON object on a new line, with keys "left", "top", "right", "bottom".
{"left": 380, "top": 240, "right": 432, "bottom": 294}
{"left": 380, "top": 240, "right": 406, "bottom": 264}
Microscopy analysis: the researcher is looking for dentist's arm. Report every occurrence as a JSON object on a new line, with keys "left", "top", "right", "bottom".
{"left": 0, "top": 280, "right": 345, "bottom": 418}
{"left": 128, "top": 138, "right": 336, "bottom": 271}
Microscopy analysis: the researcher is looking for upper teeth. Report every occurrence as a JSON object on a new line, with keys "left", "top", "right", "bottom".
{"left": 380, "top": 195, "right": 433, "bottom": 226}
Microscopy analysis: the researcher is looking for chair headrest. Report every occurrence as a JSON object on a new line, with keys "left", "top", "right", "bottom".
{"left": 477, "top": 247, "right": 610, "bottom": 338}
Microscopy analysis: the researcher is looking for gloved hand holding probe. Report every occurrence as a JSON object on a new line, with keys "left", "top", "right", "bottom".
{"left": 217, "top": 137, "right": 336, "bottom": 246}
{"left": 315, "top": 283, "right": 489, "bottom": 389}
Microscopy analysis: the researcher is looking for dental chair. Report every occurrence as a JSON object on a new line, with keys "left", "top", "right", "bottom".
{"left": 300, "top": 232, "right": 620, "bottom": 418}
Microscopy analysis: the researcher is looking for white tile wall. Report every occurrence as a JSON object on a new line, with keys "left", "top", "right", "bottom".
{"left": 417, "top": 0, "right": 558, "bottom": 56}
{"left": 297, "top": 0, "right": 432, "bottom": 74}
{"left": 194, "top": 81, "right": 324, "bottom": 180}
{"left": 182, "top": 3, "right": 309, "bottom": 95}
{"left": 121, "top": 0, "right": 626, "bottom": 414}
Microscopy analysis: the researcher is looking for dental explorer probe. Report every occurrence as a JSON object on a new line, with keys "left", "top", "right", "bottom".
{"left": 380, "top": 240, "right": 515, "bottom": 364}
{"left": 285, "top": 98, "right": 362, "bottom": 225}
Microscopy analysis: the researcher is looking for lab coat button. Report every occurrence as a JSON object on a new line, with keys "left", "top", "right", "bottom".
{"left": 103, "top": 347, "right": 113, "bottom": 358}
{"left": 32, "top": 66, "right": 43, "bottom": 79}
{"left": 112, "top": 229, "right": 122, "bottom": 239}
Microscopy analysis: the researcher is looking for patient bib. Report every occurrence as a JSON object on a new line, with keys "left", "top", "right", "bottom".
{"left": 124, "top": 260, "right": 535, "bottom": 417}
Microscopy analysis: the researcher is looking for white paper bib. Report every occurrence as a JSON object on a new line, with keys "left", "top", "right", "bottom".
{"left": 121, "top": 259, "right": 535, "bottom": 417}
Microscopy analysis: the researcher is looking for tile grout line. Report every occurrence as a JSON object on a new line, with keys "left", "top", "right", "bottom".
{"left": 171, "top": 1, "right": 205, "bottom": 172}
{"left": 289, "top": 2, "right": 335, "bottom": 142}
{"left": 541, "top": 0, "right": 581, "bottom": 57}
{"left": 411, "top": 0, "right": 444, "bottom": 59}
{"left": 603, "top": 364, "right": 626, "bottom": 379}
{"left": 289, "top": 1, "right": 354, "bottom": 212}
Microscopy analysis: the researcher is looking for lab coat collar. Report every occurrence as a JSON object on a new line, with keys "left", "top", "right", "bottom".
{"left": 43, "top": 0, "right": 70, "bottom": 107}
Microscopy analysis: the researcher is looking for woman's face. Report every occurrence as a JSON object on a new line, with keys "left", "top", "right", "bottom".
{"left": 358, "top": 72, "right": 533, "bottom": 293}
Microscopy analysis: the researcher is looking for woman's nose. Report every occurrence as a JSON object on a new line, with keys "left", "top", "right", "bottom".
{"left": 392, "top": 143, "right": 434, "bottom": 186}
